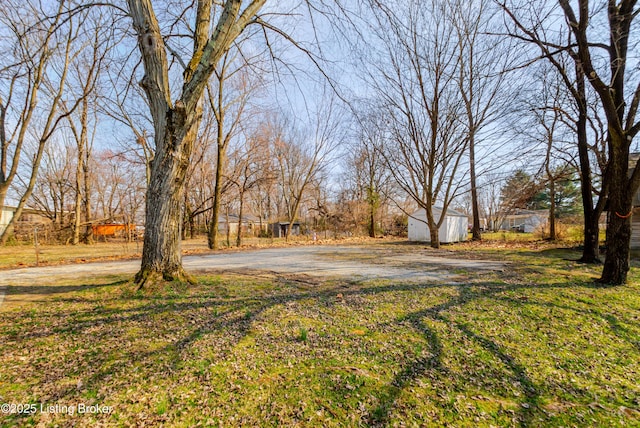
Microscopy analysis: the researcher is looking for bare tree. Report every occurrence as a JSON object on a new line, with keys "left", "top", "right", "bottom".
{"left": 365, "top": 0, "right": 468, "bottom": 248}
{"left": 182, "top": 117, "right": 217, "bottom": 239}
{"left": 532, "top": 78, "right": 573, "bottom": 240}
{"left": 498, "top": 0, "right": 609, "bottom": 264}
{"left": 558, "top": 0, "right": 640, "bottom": 284}
{"left": 349, "top": 111, "right": 394, "bottom": 238}
{"left": 228, "top": 125, "right": 274, "bottom": 246}
{"left": 125, "top": 0, "right": 266, "bottom": 286}
{"left": 63, "top": 10, "right": 116, "bottom": 244}
{"left": 478, "top": 173, "right": 504, "bottom": 231}
{"left": 246, "top": 119, "right": 279, "bottom": 234}
{"left": 500, "top": 0, "right": 640, "bottom": 284}
{"left": 452, "top": 0, "right": 511, "bottom": 241}
{"left": 275, "top": 99, "right": 342, "bottom": 240}
{"left": 29, "top": 139, "right": 75, "bottom": 231}
{"left": 206, "top": 48, "right": 264, "bottom": 249}
{"left": 0, "top": 0, "right": 82, "bottom": 243}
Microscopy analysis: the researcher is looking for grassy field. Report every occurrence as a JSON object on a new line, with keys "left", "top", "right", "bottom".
{"left": 0, "top": 243, "right": 639, "bottom": 427}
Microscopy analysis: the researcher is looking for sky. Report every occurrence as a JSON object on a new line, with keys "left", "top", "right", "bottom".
{"left": 3, "top": 0, "right": 639, "bottom": 209}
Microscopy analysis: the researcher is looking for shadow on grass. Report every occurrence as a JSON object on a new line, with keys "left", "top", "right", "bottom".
{"left": 6, "top": 280, "right": 128, "bottom": 299}
{"left": 1, "top": 270, "right": 635, "bottom": 426}
{"left": 1, "top": 280, "right": 128, "bottom": 310}
{"left": 495, "top": 293, "right": 640, "bottom": 352}
{"left": 365, "top": 281, "right": 556, "bottom": 427}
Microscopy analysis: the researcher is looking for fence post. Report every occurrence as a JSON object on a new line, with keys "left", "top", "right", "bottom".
{"left": 34, "top": 226, "right": 40, "bottom": 266}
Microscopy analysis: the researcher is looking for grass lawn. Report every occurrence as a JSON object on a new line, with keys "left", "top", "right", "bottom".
{"left": 0, "top": 245, "right": 639, "bottom": 427}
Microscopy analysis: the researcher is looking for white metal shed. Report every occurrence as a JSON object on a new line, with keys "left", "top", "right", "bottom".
{"left": 408, "top": 207, "right": 468, "bottom": 243}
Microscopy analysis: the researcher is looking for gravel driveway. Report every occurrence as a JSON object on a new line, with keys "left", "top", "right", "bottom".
{"left": 0, "top": 244, "right": 506, "bottom": 307}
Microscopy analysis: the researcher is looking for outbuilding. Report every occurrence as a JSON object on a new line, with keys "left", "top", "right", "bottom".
{"left": 269, "top": 221, "right": 301, "bottom": 238}
{"left": 218, "top": 213, "right": 265, "bottom": 237}
{"left": 498, "top": 209, "right": 548, "bottom": 233}
{"left": 0, "top": 206, "right": 15, "bottom": 236}
{"left": 408, "top": 207, "right": 468, "bottom": 243}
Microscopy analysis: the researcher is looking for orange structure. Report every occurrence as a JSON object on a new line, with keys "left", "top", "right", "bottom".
{"left": 92, "top": 223, "right": 135, "bottom": 238}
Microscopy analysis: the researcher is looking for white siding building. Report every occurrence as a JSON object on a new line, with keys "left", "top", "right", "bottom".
{"left": 498, "top": 209, "right": 548, "bottom": 233}
{"left": 0, "top": 206, "right": 15, "bottom": 236}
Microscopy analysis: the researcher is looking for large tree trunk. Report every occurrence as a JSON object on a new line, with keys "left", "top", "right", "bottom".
{"left": 581, "top": 213, "right": 601, "bottom": 263}
{"left": 574, "top": 63, "right": 603, "bottom": 263}
{"left": 72, "top": 99, "right": 88, "bottom": 245}
{"left": 599, "top": 138, "right": 633, "bottom": 285}
{"left": 428, "top": 223, "right": 440, "bottom": 249}
{"left": 600, "top": 207, "right": 632, "bottom": 285}
{"left": 128, "top": 0, "right": 266, "bottom": 285}
{"left": 135, "top": 106, "right": 198, "bottom": 286}
{"left": 426, "top": 208, "right": 440, "bottom": 249}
